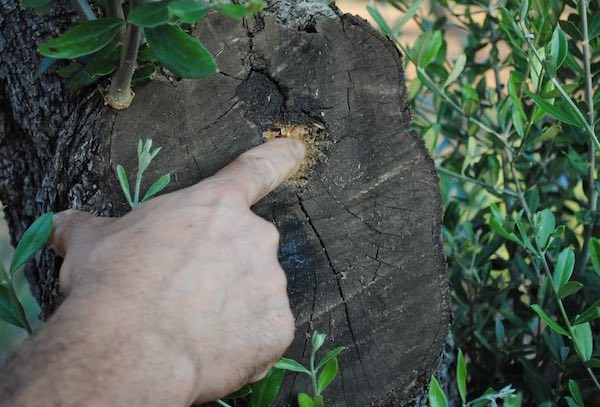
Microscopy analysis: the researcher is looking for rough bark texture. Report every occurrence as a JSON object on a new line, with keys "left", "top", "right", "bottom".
{"left": 0, "top": 1, "right": 450, "bottom": 406}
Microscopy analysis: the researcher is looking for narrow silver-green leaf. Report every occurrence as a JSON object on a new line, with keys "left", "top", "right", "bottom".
{"left": 572, "top": 323, "right": 593, "bottom": 361}
{"left": 274, "top": 357, "right": 311, "bottom": 375}
{"left": 568, "top": 380, "right": 584, "bottom": 407}
{"left": 590, "top": 237, "right": 600, "bottom": 277}
{"left": 142, "top": 174, "right": 171, "bottom": 202}
{"left": 428, "top": 376, "right": 448, "bottom": 407}
{"left": 116, "top": 164, "right": 133, "bottom": 208}
{"left": 534, "top": 209, "right": 555, "bottom": 249}
{"left": 456, "top": 349, "right": 467, "bottom": 404}
{"left": 553, "top": 247, "right": 574, "bottom": 290}
{"left": 526, "top": 91, "right": 585, "bottom": 127}
{"left": 443, "top": 53, "right": 466, "bottom": 88}
{"left": 38, "top": 18, "right": 124, "bottom": 59}
{"left": 367, "top": 4, "right": 392, "bottom": 35}
{"left": 317, "top": 357, "right": 339, "bottom": 395}
{"left": 316, "top": 346, "right": 346, "bottom": 371}
{"left": 550, "top": 28, "right": 568, "bottom": 70}
{"left": 574, "top": 299, "right": 600, "bottom": 325}
{"left": 558, "top": 281, "right": 583, "bottom": 299}
{"left": 311, "top": 331, "right": 326, "bottom": 354}
{"left": 394, "top": 0, "right": 423, "bottom": 32}
{"left": 297, "top": 393, "right": 315, "bottom": 407}
{"left": 530, "top": 304, "right": 569, "bottom": 336}
{"left": 10, "top": 212, "right": 53, "bottom": 275}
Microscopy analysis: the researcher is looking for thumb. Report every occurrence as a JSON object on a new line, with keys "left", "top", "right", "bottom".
{"left": 49, "top": 209, "right": 105, "bottom": 257}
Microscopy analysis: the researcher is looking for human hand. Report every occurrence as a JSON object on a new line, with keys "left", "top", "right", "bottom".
{"left": 26, "top": 138, "right": 305, "bottom": 406}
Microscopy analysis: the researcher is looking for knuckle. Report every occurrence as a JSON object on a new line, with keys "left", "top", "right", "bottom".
{"left": 240, "top": 154, "right": 279, "bottom": 190}
{"left": 201, "top": 179, "right": 243, "bottom": 205}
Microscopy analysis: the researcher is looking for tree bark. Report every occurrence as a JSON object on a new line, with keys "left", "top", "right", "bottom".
{"left": 0, "top": 1, "right": 451, "bottom": 406}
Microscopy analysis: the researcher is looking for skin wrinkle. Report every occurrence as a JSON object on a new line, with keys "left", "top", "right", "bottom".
{"left": 0, "top": 139, "right": 306, "bottom": 407}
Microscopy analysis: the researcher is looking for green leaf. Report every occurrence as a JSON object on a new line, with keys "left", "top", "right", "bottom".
{"left": 489, "top": 217, "right": 520, "bottom": 243}
{"left": 534, "top": 209, "right": 555, "bottom": 249}
{"left": 535, "top": 124, "right": 561, "bottom": 143}
{"left": 117, "top": 164, "right": 133, "bottom": 207}
{"left": 56, "top": 62, "right": 82, "bottom": 78}
{"left": 550, "top": 28, "right": 568, "bottom": 70}
{"left": 316, "top": 346, "right": 346, "bottom": 371}
{"left": 526, "top": 91, "right": 585, "bottom": 127}
{"left": 34, "top": 57, "right": 57, "bottom": 79}
{"left": 456, "top": 349, "right": 467, "bottom": 404}
{"left": 297, "top": 393, "right": 315, "bottom": 407}
{"left": 131, "top": 64, "right": 156, "bottom": 86}
{"left": 0, "top": 285, "right": 25, "bottom": 329}
{"left": 312, "top": 395, "right": 324, "bottom": 407}
{"left": 428, "top": 376, "right": 448, "bottom": 407}
{"left": 311, "top": 331, "right": 326, "bottom": 354}
{"left": 565, "top": 397, "right": 580, "bottom": 407}
{"left": 142, "top": 174, "right": 171, "bottom": 202}
{"left": 572, "top": 323, "right": 593, "bottom": 361}
{"left": 443, "top": 53, "right": 466, "bottom": 88}
{"left": 553, "top": 247, "right": 574, "bottom": 290}
{"left": 22, "top": 0, "right": 54, "bottom": 10}
{"left": 144, "top": 25, "right": 217, "bottom": 78}
{"left": 218, "top": 0, "right": 265, "bottom": 19}
{"left": 574, "top": 299, "right": 600, "bottom": 325}
{"left": 568, "top": 380, "right": 584, "bottom": 407}
{"left": 584, "top": 358, "right": 600, "bottom": 368}
{"left": 10, "top": 213, "right": 53, "bottom": 275}
{"left": 367, "top": 4, "right": 392, "bottom": 35}
{"left": 169, "top": 0, "right": 211, "bottom": 24}
{"left": 274, "top": 357, "right": 311, "bottom": 375}
{"left": 249, "top": 368, "right": 285, "bottom": 407}
{"left": 224, "top": 384, "right": 252, "bottom": 399}
{"left": 128, "top": 1, "right": 171, "bottom": 28}
{"left": 530, "top": 304, "right": 568, "bottom": 336}
{"left": 317, "top": 357, "right": 338, "bottom": 395}
{"left": 394, "top": 0, "right": 423, "bottom": 32}
{"left": 519, "top": 0, "right": 529, "bottom": 20}
{"left": 38, "top": 18, "right": 124, "bottom": 59}
{"left": 558, "top": 281, "right": 583, "bottom": 299}
{"left": 590, "top": 237, "right": 600, "bottom": 277}
{"left": 412, "top": 31, "right": 443, "bottom": 68}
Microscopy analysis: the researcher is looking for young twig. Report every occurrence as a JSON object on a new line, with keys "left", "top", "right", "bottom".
{"left": 575, "top": 0, "right": 598, "bottom": 275}
{"left": 69, "top": 0, "right": 97, "bottom": 21}
{"left": 106, "top": 0, "right": 142, "bottom": 110}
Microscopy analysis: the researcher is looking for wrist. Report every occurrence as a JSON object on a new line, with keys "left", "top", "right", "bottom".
{"left": 59, "top": 293, "right": 199, "bottom": 406}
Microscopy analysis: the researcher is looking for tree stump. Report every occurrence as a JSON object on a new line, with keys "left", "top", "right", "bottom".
{"left": 0, "top": 1, "right": 450, "bottom": 405}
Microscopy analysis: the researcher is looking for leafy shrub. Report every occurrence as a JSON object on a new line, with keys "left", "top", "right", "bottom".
{"left": 370, "top": 0, "right": 600, "bottom": 403}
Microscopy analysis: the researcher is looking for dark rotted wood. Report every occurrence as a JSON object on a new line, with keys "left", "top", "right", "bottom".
{"left": 0, "top": 1, "right": 450, "bottom": 406}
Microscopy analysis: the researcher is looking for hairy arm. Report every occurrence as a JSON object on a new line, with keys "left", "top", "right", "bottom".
{"left": 0, "top": 138, "right": 305, "bottom": 407}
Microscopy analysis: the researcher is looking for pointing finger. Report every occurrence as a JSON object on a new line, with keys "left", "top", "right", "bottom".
{"left": 207, "top": 138, "right": 306, "bottom": 206}
{"left": 49, "top": 209, "right": 110, "bottom": 257}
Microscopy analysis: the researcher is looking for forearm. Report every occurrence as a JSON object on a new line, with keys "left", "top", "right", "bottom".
{"left": 0, "top": 292, "right": 197, "bottom": 407}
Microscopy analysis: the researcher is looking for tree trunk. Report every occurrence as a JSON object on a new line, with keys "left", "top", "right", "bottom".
{"left": 0, "top": 1, "right": 451, "bottom": 406}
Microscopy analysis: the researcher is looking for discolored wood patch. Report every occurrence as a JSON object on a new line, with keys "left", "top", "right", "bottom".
{"left": 108, "top": 10, "right": 449, "bottom": 407}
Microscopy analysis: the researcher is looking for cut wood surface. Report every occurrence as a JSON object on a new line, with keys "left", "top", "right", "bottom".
{"left": 0, "top": 1, "right": 450, "bottom": 405}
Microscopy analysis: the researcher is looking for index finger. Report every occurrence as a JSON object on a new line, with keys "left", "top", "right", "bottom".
{"left": 207, "top": 138, "right": 306, "bottom": 206}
